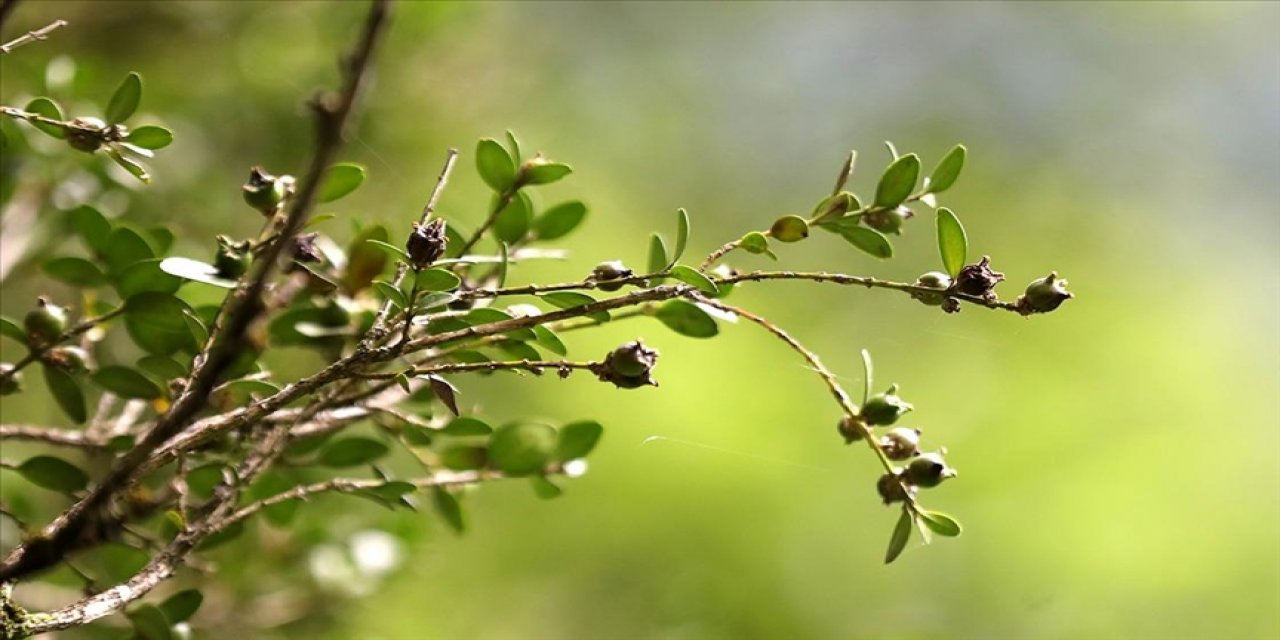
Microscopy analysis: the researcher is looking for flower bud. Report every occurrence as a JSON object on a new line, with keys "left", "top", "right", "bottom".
{"left": 213, "top": 236, "right": 253, "bottom": 280}
{"left": 42, "top": 346, "right": 90, "bottom": 374}
{"left": 903, "top": 452, "right": 956, "bottom": 488}
{"left": 953, "top": 256, "right": 1005, "bottom": 298}
{"left": 877, "top": 471, "right": 914, "bottom": 505}
{"left": 859, "top": 384, "right": 913, "bottom": 426}
{"left": 0, "top": 364, "right": 21, "bottom": 395}
{"left": 811, "top": 191, "right": 857, "bottom": 224}
{"left": 590, "top": 261, "right": 633, "bottom": 292}
{"left": 879, "top": 427, "right": 921, "bottom": 461}
{"left": 837, "top": 414, "right": 864, "bottom": 444}
{"left": 595, "top": 340, "right": 659, "bottom": 389}
{"left": 66, "top": 116, "right": 106, "bottom": 153}
{"left": 862, "top": 206, "right": 913, "bottom": 235}
{"left": 1016, "top": 272, "right": 1073, "bottom": 314}
{"left": 910, "top": 271, "right": 952, "bottom": 306}
{"left": 24, "top": 297, "right": 68, "bottom": 348}
{"left": 242, "top": 166, "right": 287, "bottom": 215}
{"left": 769, "top": 215, "right": 809, "bottom": 243}
{"left": 406, "top": 219, "right": 448, "bottom": 269}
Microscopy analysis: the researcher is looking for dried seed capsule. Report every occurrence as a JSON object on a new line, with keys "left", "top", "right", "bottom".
{"left": 406, "top": 219, "right": 448, "bottom": 269}
{"left": 24, "top": 297, "right": 68, "bottom": 348}
{"left": 910, "top": 271, "right": 952, "bottom": 307}
{"left": 862, "top": 206, "right": 913, "bottom": 235}
{"left": 903, "top": 452, "right": 957, "bottom": 488}
{"left": 1016, "top": 272, "right": 1073, "bottom": 314}
{"left": 837, "top": 414, "right": 864, "bottom": 444}
{"left": 66, "top": 116, "right": 106, "bottom": 153}
{"left": 242, "top": 166, "right": 289, "bottom": 215}
{"left": 0, "top": 364, "right": 21, "bottom": 395}
{"left": 859, "top": 384, "right": 913, "bottom": 426}
{"left": 879, "top": 427, "right": 922, "bottom": 461}
{"left": 877, "top": 471, "right": 914, "bottom": 505}
{"left": 769, "top": 215, "right": 810, "bottom": 243}
{"left": 595, "top": 340, "right": 659, "bottom": 389}
{"left": 291, "top": 232, "right": 324, "bottom": 264}
{"left": 590, "top": 261, "right": 633, "bottom": 292}
{"left": 953, "top": 255, "right": 1005, "bottom": 298}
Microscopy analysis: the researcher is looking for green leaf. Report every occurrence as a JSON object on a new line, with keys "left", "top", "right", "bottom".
{"left": 0, "top": 316, "right": 26, "bottom": 343}
{"left": 136, "top": 355, "right": 187, "bottom": 381}
{"left": 495, "top": 241, "right": 509, "bottom": 289}
{"left": 103, "top": 226, "right": 155, "bottom": 275}
{"left": 522, "top": 161, "right": 572, "bottom": 185}
{"left": 476, "top": 138, "right": 516, "bottom": 191}
{"left": 428, "top": 375, "right": 461, "bottom": 416}
{"left": 124, "top": 292, "right": 196, "bottom": 356}
{"left": 69, "top": 206, "right": 110, "bottom": 255}
{"left": 441, "top": 416, "right": 492, "bottom": 436}
{"left": 417, "top": 291, "right": 458, "bottom": 312}
{"left": 927, "top": 145, "right": 966, "bottom": 194}
{"left": 362, "top": 481, "right": 418, "bottom": 511}
{"left": 365, "top": 239, "right": 409, "bottom": 261}
{"left": 158, "top": 256, "right": 236, "bottom": 288}
{"left": 18, "top": 455, "right": 89, "bottom": 492}
{"left": 492, "top": 191, "right": 532, "bottom": 244}
{"left": 373, "top": 281, "right": 407, "bottom": 310}
{"left": 106, "top": 149, "right": 151, "bottom": 183}
{"left": 504, "top": 130, "right": 522, "bottom": 162}
{"left": 185, "top": 464, "right": 226, "bottom": 499}
{"left": 24, "top": 97, "right": 65, "bottom": 138}
{"left": 885, "top": 508, "right": 913, "bottom": 564}
{"left": 182, "top": 310, "right": 209, "bottom": 349}
{"left": 533, "top": 201, "right": 587, "bottom": 240}
{"left": 341, "top": 224, "right": 389, "bottom": 294}
{"left": 919, "top": 510, "right": 963, "bottom": 537}
{"left": 43, "top": 366, "right": 87, "bottom": 424}
{"left": 646, "top": 233, "right": 668, "bottom": 279}
{"left": 860, "top": 349, "right": 874, "bottom": 405}
{"left": 655, "top": 299, "right": 719, "bottom": 338}
{"left": 488, "top": 423, "right": 557, "bottom": 476}
{"left": 116, "top": 259, "right": 182, "bottom": 298}
{"left": 146, "top": 226, "right": 174, "bottom": 255}
{"left": 673, "top": 208, "right": 690, "bottom": 265}
{"left": 740, "top": 231, "right": 773, "bottom": 258}
{"left": 125, "top": 125, "right": 174, "bottom": 150}
{"left": 668, "top": 265, "right": 719, "bottom": 295}
{"left": 432, "top": 486, "right": 465, "bottom": 534}
{"left": 555, "top": 420, "right": 603, "bottom": 460}
{"left": 159, "top": 589, "right": 204, "bottom": 624}
{"left": 936, "top": 207, "right": 968, "bottom": 279}
{"left": 873, "top": 153, "right": 920, "bottom": 209}
{"left": 42, "top": 257, "right": 106, "bottom": 287}
{"left": 530, "top": 475, "right": 562, "bottom": 499}
{"left": 531, "top": 325, "right": 567, "bottom": 356}
{"left": 318, "top": 163, "right": 366, "bottom": 203}
{"left": 126, "top": 603, "right": 173, "bottom": 640}
{"left": 440, "top": 445, "right": 488, "bottom": 471}
{"left": 538, "top": 291, "right": 608, "bottom": 323}
{"left": 835, "top": 225, "right": 893, "bottom": 259}
{"left": 496, "top": 339, "right": 541, "bottom": 362}
{"left": 318, "top": 437, "right": 389, "bottom": 468}
{"left": 105, "top": 72, "right": 142, "bottom": 124}
{"left": 92, "top": 366, "right": 162, "bottom": 400}
{"left": 415, "top": 267, "right": 462, "bottom": 292}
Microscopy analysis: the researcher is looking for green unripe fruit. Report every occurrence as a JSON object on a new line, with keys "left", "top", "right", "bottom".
{"left": 859, "top": 383, "right": 913, "bottom": 426}
{"left": 43, "top": 346, "right": 90, "bottom": 374}
{"left": 213, "top": 236, "right": 252, "bottom": 279}
{"left": 903, "top": 452, "right": 956, "bottom": 488}
{"left": 1017, "top": 272, "right": 1073, "bottom": 314}
{"left": 24, "top": 297, "right": 68, "bottom": 348}
{"left": 862, "top": 206, "right": 913, "bottom": 235}
{"left": 879, "top": 427, "right": 922, "bottom": 461}
{"left": 66, "top": 117, "right": 106, "bottom": 153}
{"left": 590, "top": 261, "right": 633, "bottom": 292}
{"left": 811, "top": 191, "right": 857, "bottom": 224}
{"left": 242, "top": 166, "right": 288, "bottom": 215}
{"left": 769, "top": 215, "right": 809, "bottom": 243}
{"left": 0, "top": 364, "right": 21, "bottom": 395}
{"left": 910, "top": 271, "right": 952, "bottom": 307}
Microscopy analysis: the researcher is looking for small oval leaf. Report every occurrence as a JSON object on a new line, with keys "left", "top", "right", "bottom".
{"left": 25, "top": 97, "right": 65, "bottom": 139}
{"left": 885, "top": 508, "right": 913, "bottom": 564}
{"left": 646, "top": 233, "right": 668, "bottom": 279}
{"left": 927, "top": 145, "right": 966, "bottom": 194}
{"left": 19, "top": 455, "right": 89, "bottom": 493}
{"left": 523, "top": 161, "right": 572, "bottom": 185}
{"left": 936, "top": 207, "right": 968, "bottom": 279}
{"left": 919, "top": 510, "right": 963, "bottom": 537}
{"left": 43, "top": 257, "right": 106, "bottom": 287}
{"left": 533, "top": 201, "right": 588, "bottom": 241}
{"left": 488, "top": 423, "right": 557, "bottom": 476}
{"left": 105, "top": 72, "right": 142, "bottom": 124}
{"left": 476, "top": 138, "right": 516, "bottom": 191}
{"left": 555, "top": 420, "right": 603, "bottom": 460}
{"left": 415, "top": 268, "right": 462, "bottom": 292}
{"left": 669, "top": 265, "right": 719, "bottom": 295}
{"left": 43, "top": 366, "right": 87, "bottom": 424}
{"left": 655, "top": 299, "right": 719, "bottom": 338}
{"left": 673, "top": 208, "right": 690, "bottom": 265}
{"left": 874, "top": 153, "right": 920, "bottom": 209}
{"left": 125, "top": 125, "right": 174, "bottom": 150}
{"left": 318, "top": 163, "right": 366, "bottom": 203}
{"left": 318, "top": 437, "right": 388, "bottom": 468}
{"left": 92, "top": 366, "right": 162, "bottom": 400}
{"left": 838, "top": 226, "right": 893, "bottom": 259}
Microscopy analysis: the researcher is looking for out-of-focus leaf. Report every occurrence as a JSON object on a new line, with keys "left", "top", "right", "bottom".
{"left": 533, "top": 201, "right": 588, "bottom": 240}
{"left": 428, "top": 375, "right": 461, "bottom": 416}
{"left": 522, "top": 161, "right": 572, "bottom": 185}
{"left": 0, "top": 316, "right": 26, "bottom": 343}
{"left": 493, "top": 190, "right": 533, "bottom": 244}
{"left": 125, "top": 603, "right": 172, "bottom": 640}
{"left": 318, "top": 162, "right": 366, "bottom": 203}
{"left": 92, "top": 366, "right": 162, "bottom": 399}
{"left": 124, "top": 293, "right": 195, "bottom": 355}
{"left": 43, "top": 366, "right": 86, "bottom": 424}
{"left": 530, "top": 475, "right": 562, "bottom": 499}
{"left": 538, "top": 291, "right": 608, "bottom": 323}
{"left": 125, "top": 125, "right": 173, "bottom": 150}
{"left": 136, "top": 355, "right": 187, "bottom": 381}
{"left": 18, "top": 455, "right": 89, "bottom": 492}
{"left": 159, "top": 589, "right": 203, "bottom": 624}
{"left": 655, "top": 299, "right": 718, "bottom": 338}
{"left": 441, "top": 416, "right": 492, "bottom": 436}
{"left": 318, "top": 437, "right": 388, "bottom": 468}
{"left": 440, "top": 445, "right": 488, "bottom": 471}
{"left": 103, "top": 226, "right": 154, "bottom": 275}
{"left": 105, "top": 72, "right": 142, "bottom": 124}
{"left": 116, "top": 259, "right": 182, "bottom": 298}
{"left": 69, "top": 205, "right": 110, "bottom": 255}
{"left": 555, "top": 420, "right": 603, "bottom": 460}
{"left": 341, "top": 224, "right": 389, "bottom": 294}
{"left": 42, "top": 257, "right": 106, "bottom": 287}
{"left": 433, "top": 486, "right": 465, "bottom": 534}
{"left": 488, "top": 423, "right": 557, "bottom": 476}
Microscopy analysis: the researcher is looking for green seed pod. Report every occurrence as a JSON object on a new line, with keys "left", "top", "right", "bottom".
{"left": 903, "top": 452, "right": 956, "bottom": 488}
{"left": 24, "top": 297, "right": 68, "bottom": 348}
{"left": 879, "top": 427, "right": 921, "bottom": 461}
{"left": 596, "top": 340, "right": 659, "bottom": 389}
{"left": 242, "top": 166, "right": 288, "bottom": 215}
{"left": 910, "top": 271, "right": 952, "bottom": 306}
{"left": 66, "top": 116, "right": 106, "bottom": 153}
{"left": 862, "top": 206, "right": 913, "bottom": 235}
{"left": 0, "top": 364, "right": 21, "bottom": 396}
{"left": 42, "top": 346, "right": 90, "bottom": 374}
{"left": 811, "top": 191, "right": 857, "bottom": 224}
{"left": 213, "top": 236, "right": 253, "bottom": 279}
{"left": 859, "top": 384, "right": 913, "bottom": 426}
{"left": 769, "top": 215, "right": 810, "bottom": 243}
{"left": 591, "top": 261, "right": 633, "bottom": 292}
{"left": 1016, "top": 272, "right": 1073, "bottom": 314}
{"left": 837, "top": 414, "right": 864, "bottom": 444}
{"left": 877, "top": 471, "right": 914, "bottom": 505}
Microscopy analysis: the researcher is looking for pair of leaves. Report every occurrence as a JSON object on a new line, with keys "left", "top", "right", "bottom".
{"left": 646, "top": 209, "right": 692, "bottom": 277}
{"left": 885, "top": 508, "right": 964, "bottom": 564}
{"left": 476, "top": 135, "right": 573, "bottom": 192}
{"left": 873, "top": 143, "right": 967, "bottom": 207}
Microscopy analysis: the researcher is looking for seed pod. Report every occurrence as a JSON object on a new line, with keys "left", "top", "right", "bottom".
{"left": 291, "top": 232, "right": 324, "bottom": 264}
{"left": 66, "top": 116, "right": 106, "bottom": 153}
{"left": 910, "top": 271, "right": 952, "bottom": 307}
{"left": 769, "top": 215, "right": 809, "bottom": 243}
{"left": 877, "top": 471, "right": 914, "bottom": 505}
{"left": 1016, "top": 272, "right": 1073, "bottom": 314}
{"left": 859, "top": 384, "right": 913, "bottom": 426}
{"left": 42, "top": 346, "right": 90, "bottom": 374}
{"left": 590, "top": 261, "right": 633, "bottom": 292}
{"left": 24, "top": 297, "right": 68, "bottom": 348}
{"left": 879, "top": 427, "right": 921, "bottom": 461}
{"left": 953, "top": 256, "right": 1005, "bottom": 298}
{"left": 213, "top": 236, "right": 253, "bottom": 279}
{"left": 406, "top": 219, "right": 448, "bottom": 269}
{"left": 837, "top": 414, "right": 864, "bottom": 444}
{"left": 595, "top": 340, "right": 659, "bottom": 389}
{"left": 903, "top": 452, "right": 956, "bottom": 488}
{"left": 0, "top": 364, "right": 21, "bottom": 395}
{"left": 862, "top": 206, "right": 913, "bottom": 235}
{"left": 242, "top": 166, "right": 289, "bottom": 215}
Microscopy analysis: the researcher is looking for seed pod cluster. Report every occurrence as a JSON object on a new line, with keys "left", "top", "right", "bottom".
{"left": 876, "top": 449, "right": 956, "bottom": 504}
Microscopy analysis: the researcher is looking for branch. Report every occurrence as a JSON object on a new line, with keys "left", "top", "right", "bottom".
{"left": 355, "top": 359, "right": 599, "bottom": 380}
{"left": 0, "top": 425, "right": 106, "bottom": 450}
{"left": 0, "top": 19, "right": 66, "bottom": 55}
{"left": 0, "top": 306, "right": 125, "bottom": 386}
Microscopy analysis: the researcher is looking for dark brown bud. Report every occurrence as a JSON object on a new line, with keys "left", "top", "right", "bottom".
{"left": 66, "top": 117, "right": 106, "bottom": 153}
{"left": 877, "top": 471, "right": 914, "bottom": 505}
{"left": 407, "top": 219, "right": 448, "bottom": 269}
{"left": 291, "top": 232, "right": 323, "bottom": 264}
{"left": 590, "top": 261, "right": 633, "bottom": 292}
{"left": 594, "top": 340, "right": 659, "bottom": 389}
{"left": 952, "top": 256, "right": 1005, "bottom": 298}
{"left": 879, "top": 427, "right": 921, "bottom": 461}
{"left": 837, "top": 414, "right": 864, "bottom": 444}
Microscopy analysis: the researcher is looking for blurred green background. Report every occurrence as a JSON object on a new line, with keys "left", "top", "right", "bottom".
{"left": 2, "top": 1, "right": 1278, "bottom": 639}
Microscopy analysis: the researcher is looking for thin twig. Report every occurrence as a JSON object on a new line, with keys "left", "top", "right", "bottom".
{"left": 0, "top": 19, "right": 67, "bottom": 55}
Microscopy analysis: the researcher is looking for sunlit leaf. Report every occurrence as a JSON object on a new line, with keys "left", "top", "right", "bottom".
{"left": 885, "top": 508, "right": 913, "bottom": 564}
{"left": 673, "top": 208, "right": 690, "bottom": 265}
{"left": 655, "top": 299, "right": 718, "bottom": 338}
{"left": 926, "top": 145, "right": 966, "bottom": 194}
{"left": 476, "top": 138, "right": 516, "bottom": 191}
{"left": 874, "top": 153, "right": 920, "bottom": 208}
{"left": 159, "top": 256, "right": 236, "bottom": 288}
{"left": 936, "top": 207, "right": 968, "bottom": 279}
